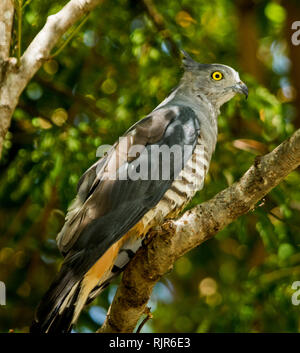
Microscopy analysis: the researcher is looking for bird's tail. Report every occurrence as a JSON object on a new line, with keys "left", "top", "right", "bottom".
{"left": 30, "top": 265, "right": 81, "bottom": 333}
{"left": 30, "top": 236, "right": 141, "bottom": 333}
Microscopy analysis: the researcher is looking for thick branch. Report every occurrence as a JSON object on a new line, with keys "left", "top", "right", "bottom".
{"left": 0, "top": 0, "right": 103, "bottom": 157}
{"left": 19, "top": 0, "right": 103, "bottom": 83}
{"left": 99, "top": 128, "right": 300, "bottom": 333}
{"left": 0, "top": 0, "right": 14, "bottom": 61}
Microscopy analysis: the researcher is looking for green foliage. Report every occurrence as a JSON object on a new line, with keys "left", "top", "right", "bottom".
{"left": 0, "top": 0, "right": 300, "bottom": 333}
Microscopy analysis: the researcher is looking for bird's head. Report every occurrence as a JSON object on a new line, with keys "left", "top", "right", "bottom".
{"left": 181, "top": 50, "right": 248, "bottom": 108}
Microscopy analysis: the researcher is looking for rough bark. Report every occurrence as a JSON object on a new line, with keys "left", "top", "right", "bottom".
{"left": 98, "top": 128, "right": 300, "bottom": 333}
{"left": 0, "top": 0, "right": 104, "bottom": 157}
{"left": 0, "top": 0, "right": 14, "bottom": 153}
{"left": 0, "top": 0, "right": 14, "bottom": 62}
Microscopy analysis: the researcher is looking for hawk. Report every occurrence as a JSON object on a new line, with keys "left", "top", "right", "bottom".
{"left": 30, "top": 51, "right": 248, "bottom": 333}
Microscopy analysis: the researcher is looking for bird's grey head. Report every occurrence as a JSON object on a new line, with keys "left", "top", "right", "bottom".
{"left": 181, "top": 50, "right": 248, "bottom": 109}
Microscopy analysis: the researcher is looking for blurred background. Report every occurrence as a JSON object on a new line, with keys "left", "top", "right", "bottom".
{"left": 1, "top": 0, "right": 300, "bottom": 333}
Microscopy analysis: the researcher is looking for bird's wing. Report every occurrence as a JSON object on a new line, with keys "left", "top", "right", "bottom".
{"left": 31, "top": 105, "right": 200, "bottom": 333}
{"left": 57, "top": 105, "right": 200, "bottom": 278}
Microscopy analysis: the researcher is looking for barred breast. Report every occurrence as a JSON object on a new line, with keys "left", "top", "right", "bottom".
{"left": 142, "top": 136, "right": 211, "bottom": 226}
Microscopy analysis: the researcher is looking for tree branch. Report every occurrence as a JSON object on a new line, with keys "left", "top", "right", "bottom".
{"left": 0, "top": 0, "right": 14, "bottom": 61}
{"left": 0, "top": 0, "right": 104, "bottom": 157}
{"left": 98, "top": 128, "right": 300, "bottom": 333}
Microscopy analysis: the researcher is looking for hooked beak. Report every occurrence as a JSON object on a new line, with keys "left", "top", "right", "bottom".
{"left": 233, "top": 81, "right": 248, "bottom": 99}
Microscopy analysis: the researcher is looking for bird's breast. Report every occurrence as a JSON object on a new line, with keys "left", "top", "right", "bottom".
{"left": 142, "top": 136, "right": 211, "bottom": 228}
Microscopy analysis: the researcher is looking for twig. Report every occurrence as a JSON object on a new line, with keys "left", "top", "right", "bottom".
{"left": 259, "top": 265, "right": 300, "bottom": 285}
{"left": 136, "top": 307, "right": 153, "bottom": 333}
{"left": 268, "top": 210, "right": 300, "bottom": 231}
{"left": 51, "top": 12, "right": 90, "bottom": 58}
{"left": 22, "top": 0, "right": 32, "bottom": 9}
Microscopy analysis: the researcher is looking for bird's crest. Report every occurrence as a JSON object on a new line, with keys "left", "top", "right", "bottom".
{"left": 181, "top": 50, "right": 201, "bottom": 70}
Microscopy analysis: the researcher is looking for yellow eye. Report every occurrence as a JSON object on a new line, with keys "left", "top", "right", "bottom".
{"left": 211, "top": 71, "right": 223, "bottom": 81}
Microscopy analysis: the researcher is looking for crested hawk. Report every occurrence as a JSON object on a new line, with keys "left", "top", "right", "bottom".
{"left": 30, "top": 51, "right": 248, "bottom": 333}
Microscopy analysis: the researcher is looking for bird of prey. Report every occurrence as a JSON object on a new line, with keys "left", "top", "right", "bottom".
{"left": 30, "top": 51, "right": 248, "bottom": 333}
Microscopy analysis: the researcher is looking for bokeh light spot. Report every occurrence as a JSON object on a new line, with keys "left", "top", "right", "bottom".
{"left": 51, "top": 108, "right": 68, "bottom": 126}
